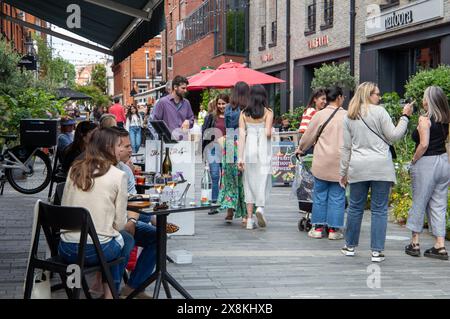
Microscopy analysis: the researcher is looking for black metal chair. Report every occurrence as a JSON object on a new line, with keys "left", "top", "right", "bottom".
{"left": 24, "top": 201, "right": 124, "bottom": 299}
{"left": 47, "top": 149, "right": 67, "bottom": 200}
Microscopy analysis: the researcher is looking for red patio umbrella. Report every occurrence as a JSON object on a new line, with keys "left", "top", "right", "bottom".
{"left": 187, "top": 69, "right": 215, "bottom": 91}
{"left": 187, "top": 61, "right": 285, "bottom": 90}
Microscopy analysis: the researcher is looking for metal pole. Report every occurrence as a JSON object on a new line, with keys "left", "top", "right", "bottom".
{"left": 244, "top": 0, "right": 250, "bottom": 66}
{"left": 285, "top": 0, "right": 291, "bottom": 113}
{"left": 349, "top": 0, "right": 356, "bottom": 100}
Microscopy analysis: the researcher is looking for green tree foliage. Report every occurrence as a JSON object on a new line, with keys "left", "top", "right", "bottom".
{"left": 311, "top": 62, "right": 356, "bottom": 91}
{"left": 91, "top": 63, "right": 107, "bottom": 93}
{"left": 35, "top": 36, "right": 76, "bottom": 89}
{"left": 405, "top": 65, "right": 450, "bottom": 106}
{"left": 0, "top": 37, "right": 35, "bottom": 95}
{"left": 75, "top": 85, "right": 110, "bottom": 110}
{"left": 0, "top": 37, "right": 68, "bottom": 135}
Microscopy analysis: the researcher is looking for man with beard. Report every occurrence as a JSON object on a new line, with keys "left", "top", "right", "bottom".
{"left": 152, "top": 76, "right": 195, "bottom": 139}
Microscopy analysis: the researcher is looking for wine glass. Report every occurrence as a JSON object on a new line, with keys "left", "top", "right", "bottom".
{"left": 154, "top": 173, "right": 166, "bottom": 202}
{"left": 166, "top": 175, "right": 178, "bottom": 207}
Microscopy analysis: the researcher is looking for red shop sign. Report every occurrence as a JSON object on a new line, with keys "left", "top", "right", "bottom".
{"left": 308, "top": 35, "right": 329, "bottom": 49}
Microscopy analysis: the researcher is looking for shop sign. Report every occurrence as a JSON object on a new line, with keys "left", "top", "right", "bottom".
{"left": 261, "top": 53, "right": 274, "bottom": 63}
{"left": 366, "top": 0, "right": 444, "bottom": 37}
{"left": 308, "top": 35, "right": 329, "bottom": 49}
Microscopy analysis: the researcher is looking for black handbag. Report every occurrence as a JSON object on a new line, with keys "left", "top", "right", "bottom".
{"left": 359, "top": 115, "right": 397, "bottom": 160}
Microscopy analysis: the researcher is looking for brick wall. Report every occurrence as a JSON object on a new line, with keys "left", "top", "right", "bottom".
{"left": 173, "top": 33, "right": 245, "bottom": 77}
{"left": 113, "top": 37, "right": 162, "bottom": 105}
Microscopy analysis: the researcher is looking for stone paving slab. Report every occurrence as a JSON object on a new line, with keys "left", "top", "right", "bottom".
{"left": 1, "top": 162, "right": 449, "bottom": 299}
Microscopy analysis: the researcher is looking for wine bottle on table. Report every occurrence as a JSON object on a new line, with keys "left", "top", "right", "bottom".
{"left": 162, "top": 147, "right": 172, "bottom": 176}
{"left": 201, "top": 165, "right": 212, "bottom": 206}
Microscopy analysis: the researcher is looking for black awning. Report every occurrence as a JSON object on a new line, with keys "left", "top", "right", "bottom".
{"left": 56, "top": 87, "right": 92, "bottom": 100}
{"left": 5, "top": 0, "right": 165, "bottom": 65}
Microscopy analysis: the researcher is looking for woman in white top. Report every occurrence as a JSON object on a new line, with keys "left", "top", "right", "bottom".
{"left": 238, "top": 85, "right": 274, "bottom": 230}
{"left": 125, "top": 105, "right": 144, "bottom": 154}
{"left": 59, "top": 128, "right": 136, "bottom": 298}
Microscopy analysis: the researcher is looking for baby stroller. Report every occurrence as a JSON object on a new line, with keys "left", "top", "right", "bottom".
{"left": 292, "top": 154, "right": 314, "bottom": 232}
{"left": 292, "top": 154, "right": 349, "bottom": 234}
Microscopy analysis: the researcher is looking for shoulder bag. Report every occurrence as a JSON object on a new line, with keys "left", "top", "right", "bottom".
{"left": 359, "top": 115, "right": 397, "bottom": 160}
{"left": 315, "top": 107, "right": 341, "bottom": 144}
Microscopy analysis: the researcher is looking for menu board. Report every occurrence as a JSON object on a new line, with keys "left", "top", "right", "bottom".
{"left": 271, "top": 141, "right": 296, "bottom": 186}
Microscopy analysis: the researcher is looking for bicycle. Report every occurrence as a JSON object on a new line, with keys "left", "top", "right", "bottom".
{"left": 0, "top": 134, "right": 52, "bottom": 195}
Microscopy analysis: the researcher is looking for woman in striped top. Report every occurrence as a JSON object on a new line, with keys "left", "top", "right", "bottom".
{"left": 299, "top": 88, "right": 327, "bottom": 134}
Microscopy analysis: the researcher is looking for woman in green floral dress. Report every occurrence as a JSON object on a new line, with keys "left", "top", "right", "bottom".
{"left": 217, "top": 82, "right": 249, "bottom": 223}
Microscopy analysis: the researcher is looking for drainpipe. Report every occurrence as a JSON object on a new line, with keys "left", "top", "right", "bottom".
{"left": 244, "top": 0, "right": 250, "bottom": 66}
{"left": 286, "top": 0, "right": 291, "bottom": 113}
{"left": 349, "top": 0, "right": 356, "bottom": 99}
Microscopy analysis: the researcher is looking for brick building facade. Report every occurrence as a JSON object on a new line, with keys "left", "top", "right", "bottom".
{"left": 0, "top": 4, "right": 47, "bottom": 55}
{"left": 162, "top": 0, "right": 246, "bottom": 81}
{"left": 113, "top": 37, "right": 162, "bottom": 106}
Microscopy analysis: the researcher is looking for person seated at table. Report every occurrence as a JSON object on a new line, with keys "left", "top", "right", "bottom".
{"left": 99, "top": 113, "right": 117, "bottom": 129}
{"left": 57, "top": 116, "right": 75, "bottom": 158}
{"left": 59, "top": 128, "right": 136, "bottom": 299}
{"left": 104, "top": 127, "right": 159, "bottom": 298}
{"left": 111, "top": 126, "right": 179, "bottom": 234}
{"left": 61, "top": 121, "right": 98, "bottom": 175}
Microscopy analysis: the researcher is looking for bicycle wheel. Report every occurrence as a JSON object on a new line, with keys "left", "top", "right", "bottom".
{"left": 6, "top": 149, "right": 52, "bottom": 194}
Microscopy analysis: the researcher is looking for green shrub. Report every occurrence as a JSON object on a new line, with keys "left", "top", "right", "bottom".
{"left": 405, "top": 65, "right": 450, "bottom": 106}
{"left": 286, "top": 106, "right": 306, "bottom": 131}
{"left": 311, "top": 62, "right": 356, "bottom": 91}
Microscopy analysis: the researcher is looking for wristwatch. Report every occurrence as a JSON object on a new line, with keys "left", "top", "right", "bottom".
{"left": 127, "top": 217, "right": 137, "bottom": 224}
{"left": 401, "top": 114, "right": 410, "bottom": 120}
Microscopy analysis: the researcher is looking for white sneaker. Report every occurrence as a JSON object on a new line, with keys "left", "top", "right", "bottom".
{"left": 328, "top": 229, "right": 344, "bottom": 240}
{"left": 255, "top": 207, "right": 267, "bottom": 228}
{"left": 341, "top": 246, "right": 355, "bottom": 256}
{"left": 246, "top": 218, "right": 256, "bottom": 230}
{"left": 371, "top": 251, "right": 385, "bottom": 262}
{"left": 308, "top": 227, "right": 323, "bottom": 239}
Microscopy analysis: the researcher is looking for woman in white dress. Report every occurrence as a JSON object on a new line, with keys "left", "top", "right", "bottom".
{"left": 238, "top": 85, "right": 274, "bottom": 230}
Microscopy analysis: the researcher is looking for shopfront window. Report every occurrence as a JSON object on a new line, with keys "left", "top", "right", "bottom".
{"left": 414, "top": 44, "right": 440, "bottom": 71}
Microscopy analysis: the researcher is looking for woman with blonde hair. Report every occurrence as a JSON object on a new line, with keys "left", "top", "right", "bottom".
{"left": 100, "top": 113, "right": 117, "bottom": 129}
{"left": 405, "top": 86, "right": 450, "bottom": 260}
{"left": 340, "top": 82, "right": 413, "bottom": 262}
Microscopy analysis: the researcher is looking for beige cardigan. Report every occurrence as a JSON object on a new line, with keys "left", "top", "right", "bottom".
{"left": 61, "top": 165, "right": 128, "bottom": 244}
{"left": 299, "top": 105, "right": 347, "bottom": 182}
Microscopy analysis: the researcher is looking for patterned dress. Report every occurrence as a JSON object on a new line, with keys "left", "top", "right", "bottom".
{"left": 217, "top": 104, "right": 246, "bottom": 218}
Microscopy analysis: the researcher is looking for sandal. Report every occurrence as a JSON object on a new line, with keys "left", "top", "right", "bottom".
{"left": 166, "top": 223, "right": 180, "bottom": 234}
{"left": 424, "top": 246, "right": 449, "bottom": 260}
{"left": 405, "top": 243, "right": 420, "bottom": 257}
{"left": 225, "top": 215, "right": 233, "bottom": 224}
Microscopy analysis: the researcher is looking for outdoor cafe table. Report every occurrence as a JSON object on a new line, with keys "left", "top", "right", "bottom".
{"left": 127, "top": 201, "right": 220, "bottom": 299}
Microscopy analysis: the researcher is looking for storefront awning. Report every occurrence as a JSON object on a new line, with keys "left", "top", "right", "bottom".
{"left": 4, "top": 0, "right": 165, "bottom": 65}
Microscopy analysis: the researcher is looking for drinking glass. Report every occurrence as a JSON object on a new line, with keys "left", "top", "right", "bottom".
{"left": 154, "top": 174, "right": 166, "bottom": 202}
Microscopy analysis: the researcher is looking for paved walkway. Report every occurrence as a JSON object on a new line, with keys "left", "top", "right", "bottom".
{"left": 1, "top": 163, "right": 450, "bottom": 299}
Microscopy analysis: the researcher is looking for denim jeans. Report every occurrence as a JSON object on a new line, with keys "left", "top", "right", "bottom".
{"left": 311, "top": 177, "right": 346, "bottom": 228}
{"left": 209, "top": 162, "right": 221, "bottom": 202}
{"left": 127, "top": 221, "right": 157, "bottom": 289}
{"left": 205, "top": 144, "right": 222, "bottom": 202}
{"left": 345, "top": 181, "right": 392, "bottom": 252}
{"left": 129, "top": 126, "right": 142, "bottom": 154}
{"left": 58, "top": 230, "right": 135, "bottom": 292}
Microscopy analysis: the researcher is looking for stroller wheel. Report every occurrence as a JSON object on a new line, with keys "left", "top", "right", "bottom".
{"left": 305, "top": 219, "right": 312, "bottom": 232}
{"left": 298, "top": 218, "right": 306, "bottom": 232}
